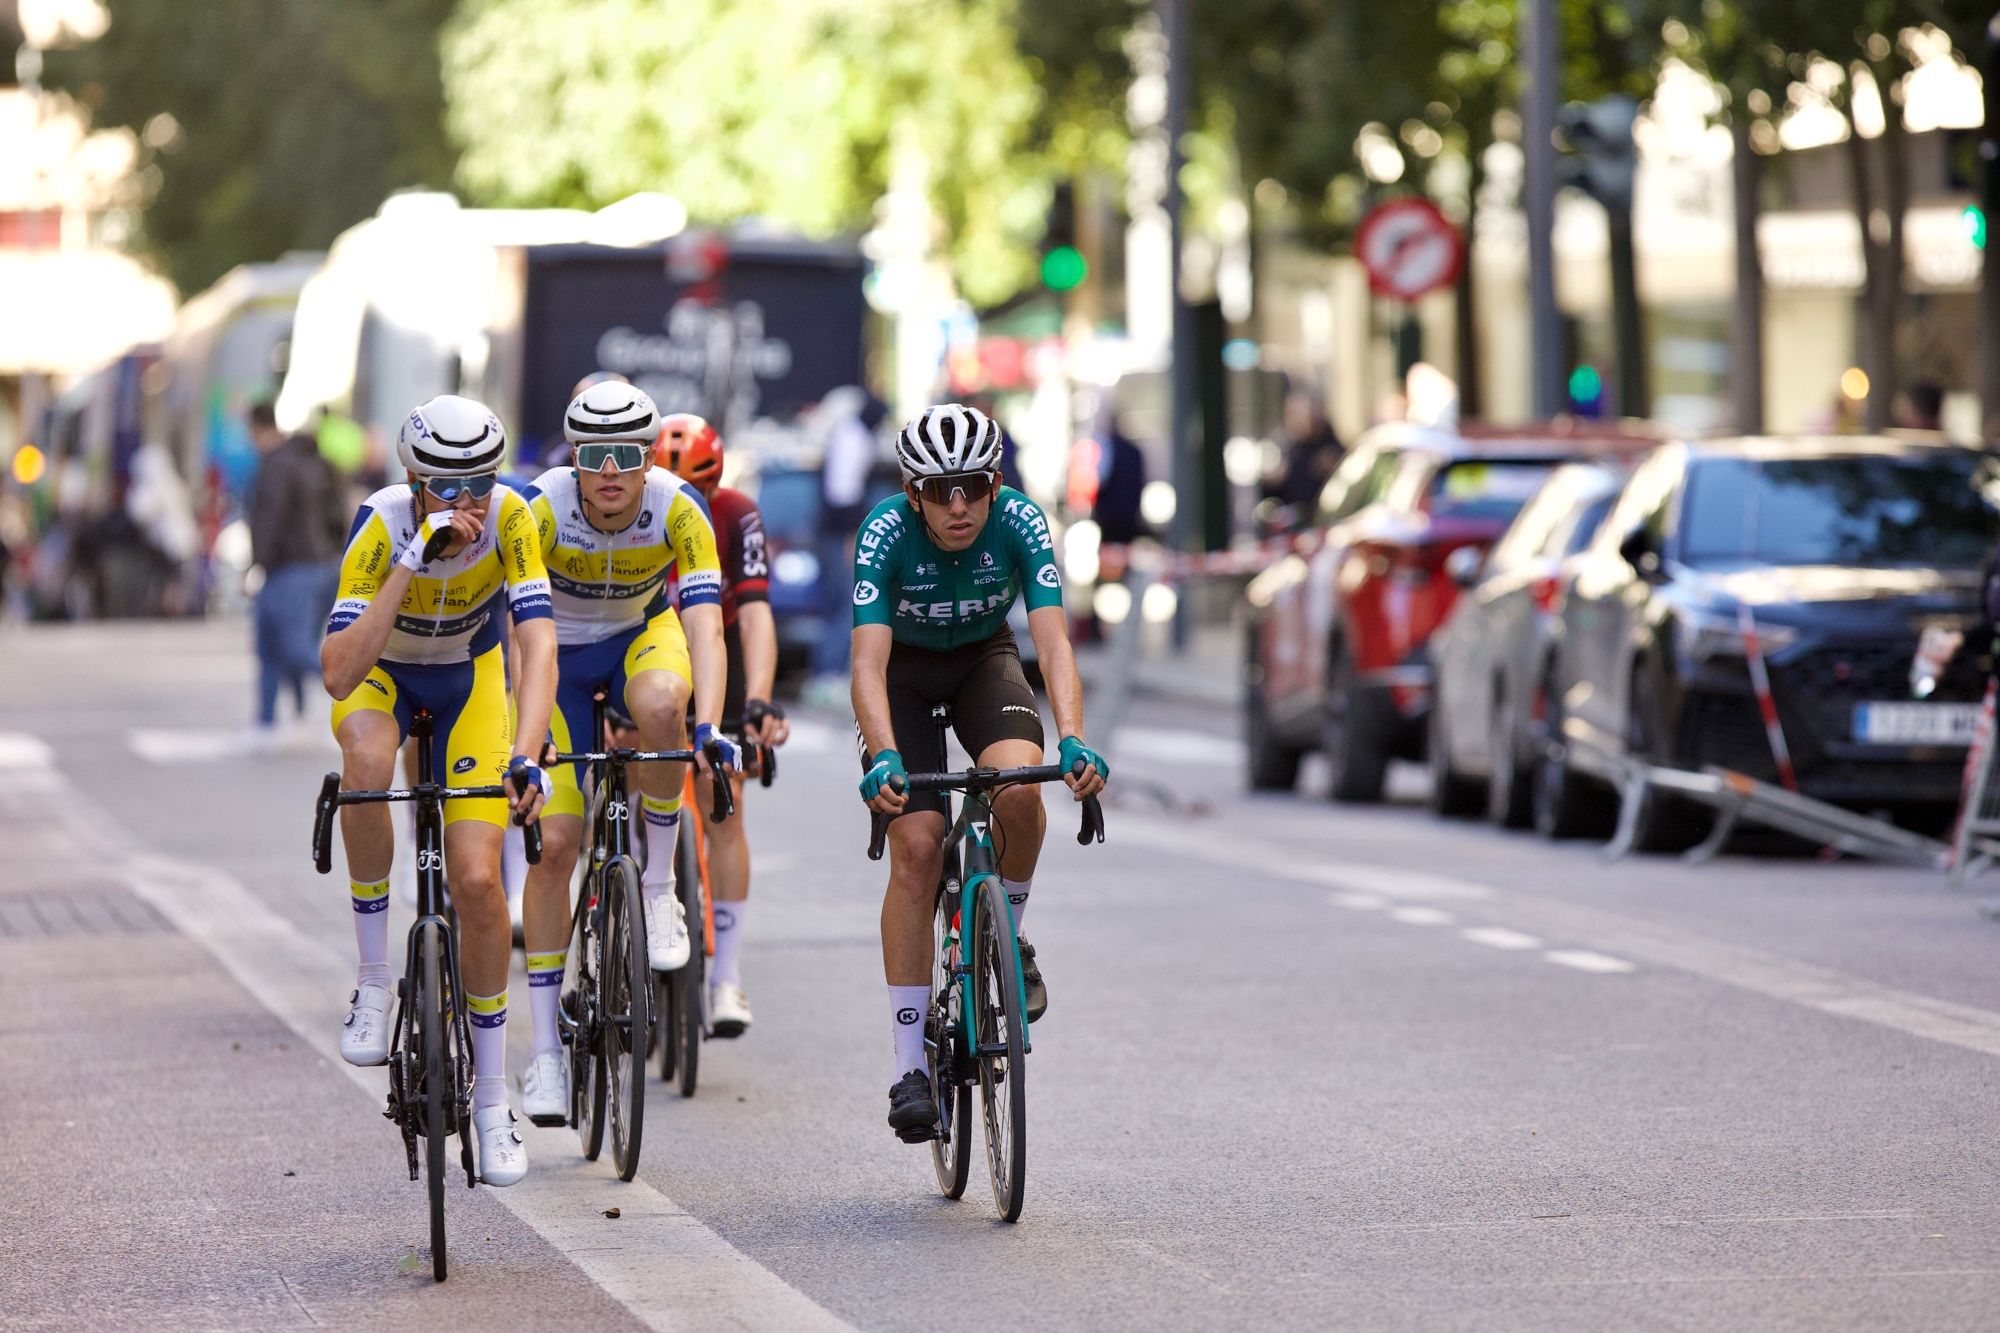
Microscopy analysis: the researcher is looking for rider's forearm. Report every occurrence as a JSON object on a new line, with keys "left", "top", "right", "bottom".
{"left": 510, "top": 617, "right": 558, "bottom": 761}
{"left": 737, "top": 600, "right": 779, "bottom": 703}
{"left": 682, "top": 602, "right": 728, "bottom": 730}
{"left": 851, "top": 626, "right": 898, "bottom": 758}
{"left": 1027, "top": 607, "right": 1087, "bottom": 740}
{"left": 320, "top": 567, "right": 414, "bottom": 699}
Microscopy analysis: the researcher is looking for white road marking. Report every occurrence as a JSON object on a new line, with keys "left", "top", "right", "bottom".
{"left": 128, "top": 727, "right": 252, "bottom": 763}
{"left": 1389, "top": 906, "right": 1456, "bottom": 926}
{"left": 1130, "top": 811, "right": 2000, "bottom": 1062}
{"left": 0, "top": 731, "right": 55, "bottom": 768}
{"left": 1330, "top": 892, "right": 1387, "bottom": 910}
{"left": 1544, "top": 949, "right": 1638, "bottom": 975}
{"left": 1461, "top": 927, "right": 1544, "bottom": 951}
{"left": 1112, "top": 727, "right": 1244, "bottom": 766}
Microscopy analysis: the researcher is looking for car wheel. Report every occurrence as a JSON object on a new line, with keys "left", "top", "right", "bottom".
{"left": 1487, "top": 685, "right": 1534, "bottom": 829}
{"left": 1426, "top": 689, "right": 1484, "bottom": 818}
{"left": 1532, "top": 676, "right": 1611, "bottom": 840}
{"left": 1324, "top": 643, "right": 1390, "bottom": 804}
{"left": 1623, "top": 665, "right": 1711, "bottom": 854}
{"left": 1244, "top": 665, "right": 1303, "bottom": 792}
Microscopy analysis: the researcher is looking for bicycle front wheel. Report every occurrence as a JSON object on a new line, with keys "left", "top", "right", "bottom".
{"left": 572, "top": 875, "right": 608, "bottom": 1161}
{"left": 602, "top": 857, "right": 648, "bottom": 1181}
{"left": 929, "top": 888, "right": 972, "bottom": 1200}
{"left": 419, "top": 922, "right": 450, "bottom": 1279}
{"left": 973, "top": 876, "right": 1028, "bottom": 1221}
{"left": 673, "top": 819, "right": 705, "bottom": 1098}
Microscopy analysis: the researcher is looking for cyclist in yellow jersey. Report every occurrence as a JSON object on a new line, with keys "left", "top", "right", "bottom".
{"left": 320, "top": 395, "right": 555, "bottom": 1187}
{"left": 512, "top": 382, "right": 739, "bottom": 1126}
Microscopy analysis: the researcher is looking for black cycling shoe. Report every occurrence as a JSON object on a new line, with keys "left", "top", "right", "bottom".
{"left": 887, "top": 1069, "right": 939, "bottom": 1143}
{"left": 1018, "top": 937, "right": 1048, "bottom": 1024}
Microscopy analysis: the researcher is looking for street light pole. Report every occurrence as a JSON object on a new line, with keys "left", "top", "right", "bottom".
{"left": 1522, "top": 0, "right": 1564, "bottom": 419}
{"left": 1161, "top": 0, "right": 1194, "bottom": 649}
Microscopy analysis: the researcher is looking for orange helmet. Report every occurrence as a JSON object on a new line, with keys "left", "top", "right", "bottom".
{"left": 653, "top": 413, "right": 723, "bottom": 491}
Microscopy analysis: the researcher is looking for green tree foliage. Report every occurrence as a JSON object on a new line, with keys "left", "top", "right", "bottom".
{"left": 45, "top": 0, "right": 459, "bottom": 297}
{"left": 442, "top": 0, "right": 1054, "bottom": 306}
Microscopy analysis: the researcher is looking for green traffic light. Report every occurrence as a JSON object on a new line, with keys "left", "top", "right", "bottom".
{"left": 1040, "top": 245, "right": 1087, "bottom": 292}
{"left": 1568, "top": 365, "right": 1603, "bottom": 401}
{"left": 1965, "top": 204, "right": 1987, "bottom": 250}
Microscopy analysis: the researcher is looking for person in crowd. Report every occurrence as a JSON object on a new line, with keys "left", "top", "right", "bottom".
{"left": 806, "top": 386, "right": 889, "bottom": 698}
{"left": 246, "top": 400, "right": 348, "bottom": 747}
{"left": 1894, "top": 381, "right": 1945, "bottom": 432}
{"left": 1266, "top": 391, "right": 1344, "bottom": 528}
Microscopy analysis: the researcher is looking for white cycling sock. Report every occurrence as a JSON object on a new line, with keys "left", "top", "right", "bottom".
{"left": 468, "top": 990, "right": 509, "bottom": 1112}
{"left": 1000, "top": 877, "right": 1032, "bottom": 931}
{"left": 639, "top": 794, "right": 681, "bottom": 901}
{"left": 711, "top": 899, "right": 747, "bottom": 988}
{"left": 351, "top": 878, "right": 392, "bottom": 987}
{"left": 888, "top": 984, "right": 930, "bottom": 1079}
{"left": 525, "top": 950, "right": 566, "bottom": 1057}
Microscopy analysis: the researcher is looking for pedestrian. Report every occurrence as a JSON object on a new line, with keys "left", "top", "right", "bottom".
{"left": 1894, "top": 380, "right": 1945, "bottom": 432}
{"left": 805, "top": 385, "right": 887, "bottom": 700}
{"left": 246, "top": 401, "right": 348, "bottom": 748}
{"left": 1266, "top": 391, "right": 1343, "bottom": 530}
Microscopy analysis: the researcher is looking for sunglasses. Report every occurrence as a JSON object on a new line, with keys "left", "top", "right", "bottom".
{"left": 422, "top": 473, "right": 498, "bottom": 503}
{"left": 912, "top": 472, "right": 997, "bottom": 506}
{"left": 575, "top": 442, "right": 650, "bottom": 473}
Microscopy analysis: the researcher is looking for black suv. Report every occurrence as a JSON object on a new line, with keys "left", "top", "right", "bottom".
{"left": 1538, "top": 437, "right": 1999, "bottom": 849}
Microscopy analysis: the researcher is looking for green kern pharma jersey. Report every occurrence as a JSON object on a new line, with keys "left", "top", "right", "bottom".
{"left": 851, "top": 487, "right": 1064, "bottom": 650}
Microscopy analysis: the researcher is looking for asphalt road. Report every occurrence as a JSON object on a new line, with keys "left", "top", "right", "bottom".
{"left": 6, "top": 618, "right": 2000, "bottom": 1331}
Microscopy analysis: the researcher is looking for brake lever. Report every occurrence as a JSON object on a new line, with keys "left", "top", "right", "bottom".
{"left": 706, "top": 742, "right": 736, "bottom": 822}
{"left": 312, "top": 772, "right": 341, "bottom": 874}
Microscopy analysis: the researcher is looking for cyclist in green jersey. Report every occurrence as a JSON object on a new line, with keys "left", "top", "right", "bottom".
{"left": 852, "top": 403, "right": 1109, "bottom": 1142}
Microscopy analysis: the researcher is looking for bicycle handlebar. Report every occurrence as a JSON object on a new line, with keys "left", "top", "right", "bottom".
{"left": 312, "top": 771, "right": 543, "bottom": 873}
{"left": 548, "top": 742, "right": 737, "bottom": 823}
{"left": 866, "top": 760, "right": 1105, "bottom": 861}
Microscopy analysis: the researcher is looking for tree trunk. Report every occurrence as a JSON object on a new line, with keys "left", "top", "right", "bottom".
{"left": 1983, "top": 19, "right": 2000, "bottom": 435}
{"left": 1729, "top": 113, "right": 1766, "bottom": 434}
{"left": 1842, "top": 97, "right": 1894, "bottom": 432}
{"left": 1453, "top": 136, "right": 1486, "bottom": 421}
{"left": 1879, "top": 75, "right": 1910, "bottom": 427}
{"left": 1607, "top": 202, "right": 1647, "bottom": 419}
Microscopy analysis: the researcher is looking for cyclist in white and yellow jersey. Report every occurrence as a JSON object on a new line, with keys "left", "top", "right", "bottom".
{"left": 511, "top": 382, "right": 739, "bottom": 1126}
{"left": 320, "top": 395, "right": 555, "bottom": 1187}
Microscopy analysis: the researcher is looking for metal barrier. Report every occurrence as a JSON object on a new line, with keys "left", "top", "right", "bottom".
{"left": 1948, "top": 680, "right": 2000, "bottom": 887}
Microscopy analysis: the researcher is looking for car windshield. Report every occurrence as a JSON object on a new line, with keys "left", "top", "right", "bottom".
{"left": 1680, "top": 452, "right": 2000, "bottom": 569}
{"left": 1428, "top": 460, "right": 1559, "bottom": 522}
{"left": 755, "top": 470, "right": 820, "bottom": 542}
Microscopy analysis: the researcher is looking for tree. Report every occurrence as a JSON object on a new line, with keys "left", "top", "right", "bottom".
{"left": 45, "top": 0, "right": 459, "bottom": 296}
{"left": 442, "top": 0, "right": 1055, "bottom": 307}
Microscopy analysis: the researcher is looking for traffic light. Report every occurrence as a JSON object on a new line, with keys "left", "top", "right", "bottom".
{"left": 1557, "top": 96, "right": 1639, "bottom": 210}
{"left": 1040, "top": 180, "right": 1087, "bottom": 293}
{"left": 1965, "top": 203, "right": 1987, "bottom": 250}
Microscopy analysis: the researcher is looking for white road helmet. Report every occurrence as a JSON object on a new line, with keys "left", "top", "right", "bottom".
{"left": 564, "top": 381, "right": 660, "bottom": 444}
{"left": 397, "top": 395, "right": 507, "bottom": 477}
{"left": 894, "top": 403, "right": 1002, "bottom": 480}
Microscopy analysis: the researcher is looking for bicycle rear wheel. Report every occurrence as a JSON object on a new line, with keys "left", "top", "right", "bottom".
{"left": 929, "top": 889, "right": 971, "bottom": 1199}
{"left": 418, "top": 922, "right": 450, "bottom": 1279}
{"left": 571, "top": 874, "right": 608, "bottom": 1161}
{"left": 601, "top": 857, "right": 648, "bottom": 1181}
{"left": 673, "top": 818, "right": 704, "bottom": 1098}
{"left": 973, "top": 877, "right": 1027, "bottom": 1222}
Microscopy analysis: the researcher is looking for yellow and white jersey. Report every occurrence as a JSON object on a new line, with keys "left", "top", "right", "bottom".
{"left": 327, "top": 483, "right": 553, "bottom": 666}
{"left": 524, "top": 466, "right": 723, "bottom": 646}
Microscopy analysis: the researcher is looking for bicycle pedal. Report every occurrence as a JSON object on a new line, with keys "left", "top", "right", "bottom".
{"left": 895, "top": 1125, "right": 940, "bottom": 1144}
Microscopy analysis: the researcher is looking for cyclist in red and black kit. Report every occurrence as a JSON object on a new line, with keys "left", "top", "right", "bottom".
{"left": 653, "top": 413, "right": 790, "bottom": 1037}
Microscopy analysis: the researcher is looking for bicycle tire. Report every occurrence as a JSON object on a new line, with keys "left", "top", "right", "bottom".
{"left": 974, "top": 876, "right": 1027, "bottom": 1222}
{"left": 602, "top": 856, "right": 648, "bottom": 1181}
{"left": 573, "top": 872, "right": 608, "bottom": 1161}
{"left": 420, "top": 922, "right": 450, "bottom": 1280}
{"left": 929, "top": 889, "right": 972, "bottom": 1200}
{"left": 674, "top": 815, "right": 704, "bottom": 1098}
{"left": 655, "top": 970, "right": 678, "bottom": 1082}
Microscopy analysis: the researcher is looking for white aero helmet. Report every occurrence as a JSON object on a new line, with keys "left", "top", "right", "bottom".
{"left": 397, "top": 395, "right": 507, "bottom": 477}
{"left": 894, "top": 402, "right": 1002, "bottom": 480}
{"left": 564, "top": 381, "right": 660, "bottom": 445}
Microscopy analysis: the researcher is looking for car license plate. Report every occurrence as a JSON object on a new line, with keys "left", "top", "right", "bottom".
{"left": 1852, "top": 702, "right": 1980, "bottom": 746}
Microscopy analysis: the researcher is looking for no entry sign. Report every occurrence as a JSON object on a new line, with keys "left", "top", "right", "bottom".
{"left": 1354, "top": 198, "right": 1464, "bottom": 302}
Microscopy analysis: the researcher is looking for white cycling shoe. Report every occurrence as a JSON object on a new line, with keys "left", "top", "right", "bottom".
{"left": 474, "top": 1105, "right": 528, "bottom": 1187}
{"left": 519, "top": 1050, "right": 570, "bottom": 1127}
{"left": 340, "top": 980, "right": 394, "bottom": 1067}
{"left": 709, "top": 983, "right": 752, "bottom": 1039}
{"left": 645, "top": 895, "right": 692, "bottom": 971}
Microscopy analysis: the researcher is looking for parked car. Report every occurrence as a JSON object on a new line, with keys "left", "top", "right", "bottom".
{"left": 1540, "top": 437, "right": 2000, "bottom": 850}
{"left": 1243, "top": 420, "right": 1651, "bottom": 802}
{"left": 1428, "top": 461, "right": 1627, "bottom": 826}
{"left": 749, "top": 458, "right": 830, "bottom": 677}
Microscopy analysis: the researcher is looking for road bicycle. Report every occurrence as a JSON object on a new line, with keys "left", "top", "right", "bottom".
{"left": 550, "top": 686, "right": 733, "bottom": 1180}
{"left": 867, "top": 703, "right": 1104, "bottom": 1222}
{"left": 655, "top": 718, "right": 776, "bottom": 1097}
{"left": 311, "top": 710, "right": 541, "bottom": 1282}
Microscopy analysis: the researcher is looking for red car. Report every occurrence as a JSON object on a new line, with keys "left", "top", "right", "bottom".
{"left": 1243, "top": 421, "right": 1651, "bottom": 802}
